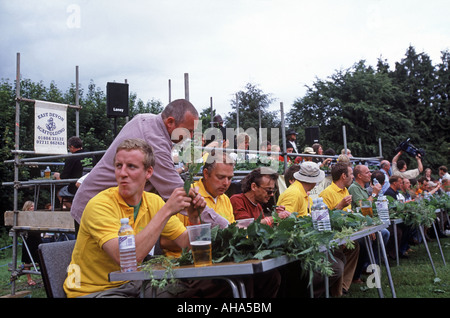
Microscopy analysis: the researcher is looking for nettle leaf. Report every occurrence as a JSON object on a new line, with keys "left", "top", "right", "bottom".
{"left": 253, "top": 250, "right": 273, "bottom": 260}
{"left": 268, "top": 232, "right": 291, "bottom": 249}
{"left": 183, "top": 177, "right": 192, "bottom": 195}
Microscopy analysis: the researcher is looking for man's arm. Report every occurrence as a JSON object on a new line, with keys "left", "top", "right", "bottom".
{"left": 416, "top": 155, "right": 423, "bottom": 173}
{"left": 392, "top": 151, "right": 402, "bottom": 164}
{"left": 103, "top": 188, "right": 195, "bottom": 264}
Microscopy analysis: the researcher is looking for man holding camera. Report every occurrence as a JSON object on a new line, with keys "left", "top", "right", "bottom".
{"left": 391, "top": 150, "right": 423, "bottom": 180}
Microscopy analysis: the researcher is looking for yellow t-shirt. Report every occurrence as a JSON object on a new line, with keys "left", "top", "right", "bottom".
{"left": 319, "top": 182, "right": 352, "bottom": 211}
{"left": 277, "top": 180, "right": 312, "bottom": 217}
{"left": 63, "top": 187, "right": 186, "bottom": 298}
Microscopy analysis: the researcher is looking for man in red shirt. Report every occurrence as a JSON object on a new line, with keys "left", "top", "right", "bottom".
{"left": 230, "top": 167, "right": 290, "bottom": 226}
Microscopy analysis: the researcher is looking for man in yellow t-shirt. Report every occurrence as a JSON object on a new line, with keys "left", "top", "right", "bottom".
{"left": 277, "top": 162, "right": 325, "bottom": 216}
{"left": 319, "top": 162, "right": 354, "bottom": 212}
{"left": 63, "top": 139, "right": 206, "bottom": 298}
{"left": 178, "top": 151, "right": 235, "bottom": 226}
{"left": 318, "top": 161, "right": 359, "bottom": 296}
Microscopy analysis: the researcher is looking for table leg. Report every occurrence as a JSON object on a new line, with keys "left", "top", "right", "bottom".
{"left": 432, "top": 222, "right": 446, "bottom": 266}
{"left": 364, "top": 236, "right": 383, "bottom": 298}
{"left": 140, "top": 280, "right": 149, "bottom": 298}
{"left": 377, "top": 231, "right": 396, "bottom": 298}
{"left": 419, "top": 225, "right": 437, "bottom": 276}
{"left": 393, "top": 222, "right": 399, "bottom": 266}
{"left": 219, "top": 277, "right": 241, "bottom": 298}
{"left": 237, "top": 279, "right": 247, "bottom": 298}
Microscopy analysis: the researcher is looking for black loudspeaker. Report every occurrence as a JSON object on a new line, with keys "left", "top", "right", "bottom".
{"left": 107, "top": 82, "right": 129, "bottom": 118}
{"left": 305, "top": 126, "right": 320, "bottom": 145}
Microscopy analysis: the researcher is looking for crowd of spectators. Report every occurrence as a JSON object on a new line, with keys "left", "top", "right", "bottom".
{"left": 19, "top": 99, "right": 449, "bottom": 298}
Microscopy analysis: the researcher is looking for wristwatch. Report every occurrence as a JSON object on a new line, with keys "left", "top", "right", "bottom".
{"left": 371, "top": 193, "right": 377, "bottom": 198}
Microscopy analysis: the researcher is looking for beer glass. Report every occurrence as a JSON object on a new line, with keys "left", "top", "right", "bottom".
{"left": 360, "top": 200, "right": 373, "bottom": 217}
{"left": 187, "top": 223, "right": 212, "bottom": 267}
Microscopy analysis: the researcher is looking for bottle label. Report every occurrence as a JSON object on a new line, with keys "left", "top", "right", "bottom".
{"left": 312, "top": 208, "right": 329, "bottom": 222}
{"left": 119, "top": 235, "right": 135, "bottom": 251}
{"left": 312, "top": 208, "right": 331, "bottom": 231}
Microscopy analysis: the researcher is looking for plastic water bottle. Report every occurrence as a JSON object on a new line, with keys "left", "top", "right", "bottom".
{"left": 375, "top": 195, "right": 390, "bottom": 223}
{"left": 312, "top": 197, "right": 332, "bottom": 231}
{"left": 118, "top": 218, "right": 137, "bottom": 272}
{"left": 311, "top": 198, "right": 318, "bottom": 229}
{"left": 44, "top": 166, "right": 51, "bottom": 178}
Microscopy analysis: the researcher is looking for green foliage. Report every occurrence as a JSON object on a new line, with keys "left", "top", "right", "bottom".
{"left": 287, "top": 45, "right": 449, "bottom": 172}
{"left": 388, "top": 194, "right": 450, "bottom": 228}
{"left": 140, "top": 255, "right": 179, "bottom": 290}
{"left": 185, "top": 210, "right": 375, "bottom": 280}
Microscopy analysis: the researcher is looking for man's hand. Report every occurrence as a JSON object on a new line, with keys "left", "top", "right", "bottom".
{"left": 275, "top": 205, "right": 290, "bottom": 219}
{"left": 372, "top": 183, "right": 382, "bottom": 196}
{"left": 336, "top": 195, "right": 352, "bottom": 210}
{"left": 187, "top": 186, "right": 206, "bottom": 224}
{"left": 165, "top": 187, "right": 193, "bottom": 216}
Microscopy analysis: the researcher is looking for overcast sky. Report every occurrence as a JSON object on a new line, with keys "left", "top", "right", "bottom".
{"left": 1, "top": 0, "right": 449, "bottom": 118}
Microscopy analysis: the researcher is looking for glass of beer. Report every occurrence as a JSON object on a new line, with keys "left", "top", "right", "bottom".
{"left": 360, "top": 200, "right": 373, "bottom": 217}
{"left": 187, "top": 223, "right": 212, "bottom": 267}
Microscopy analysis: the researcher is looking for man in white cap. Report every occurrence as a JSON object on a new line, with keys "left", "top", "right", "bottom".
{"left": 276, "top": 161, "right": 345, "bottom": 297}
{"left": 277, "top": 161, "right": 325, "bottom": 217}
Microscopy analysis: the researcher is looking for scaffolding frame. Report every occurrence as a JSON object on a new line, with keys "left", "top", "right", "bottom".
{"left": 4, "top": 53, "right": 84, "bottom": 296}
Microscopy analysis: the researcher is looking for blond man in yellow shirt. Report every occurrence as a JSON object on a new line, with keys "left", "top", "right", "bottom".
{"left": 64, "top": 139, "right": 206, "bottom": 298}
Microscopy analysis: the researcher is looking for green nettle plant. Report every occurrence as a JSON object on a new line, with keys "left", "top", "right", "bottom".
{"left": 389, "top": 194, "right": 449, "bottom": 228}
{"left": 179, "top": 138, "right": 203, "bottom": 196}
{"left": 142, "top": 207, "right": 378, "bottom": 289}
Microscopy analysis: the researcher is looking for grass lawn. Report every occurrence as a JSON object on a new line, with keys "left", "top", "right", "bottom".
{"left": 346, "top": 235, "right": 450, "bottom": 298}
{"left": 1, "top": 235, "right": 449, "bottom": 298}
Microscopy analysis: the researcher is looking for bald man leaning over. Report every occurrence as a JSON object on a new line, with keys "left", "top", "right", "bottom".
{"left": 71, "top": 99, "right": 229, "bottom": 232}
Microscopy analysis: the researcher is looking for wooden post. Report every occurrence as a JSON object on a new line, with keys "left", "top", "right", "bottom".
{"left": 168, "top": 79, "right": 171, "bottom": 103}
{"left": 343, "top": 125, "right": 347, "bottom": 155}
{"left": 236, "top": 93, "right": 239, "bottom": 135}
{"left": 280, "top": 102, "right": 287, "bottom": 170}
{"left": 184, "top": 73, "right": 189, "bottom": 101}
{"left": 210, "top": 97, "right": 214, "bottom": 128}
{"left": 75, "top": 65, "right": 79, "bottom": 136}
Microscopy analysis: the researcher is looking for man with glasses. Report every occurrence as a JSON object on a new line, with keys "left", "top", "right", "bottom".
{"left": 230, "top": 167, "right": 290, "bottom": 226}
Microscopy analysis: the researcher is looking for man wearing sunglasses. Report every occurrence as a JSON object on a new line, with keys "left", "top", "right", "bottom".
{"left": 231, "top": 167, "right": 290, "bottom": 226}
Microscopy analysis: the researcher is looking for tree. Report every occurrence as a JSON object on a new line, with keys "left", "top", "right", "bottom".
{"left": 287, "top": 46, "right": 449, "bottom": 173}
{"left": 224, "top": 83, "right": 280, "bottom": 147}
{"left": 288, "top": 60, "right": 411, "bottom": 157}
{"left": 391, "top": 46, "right": 449, "bottom": 169}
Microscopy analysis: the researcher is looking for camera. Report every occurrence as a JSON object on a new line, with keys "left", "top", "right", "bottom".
{"left": 395, "top": 138, "right": 425, "bottom": 158}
